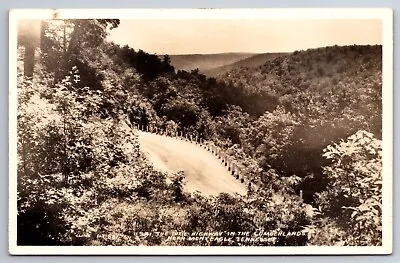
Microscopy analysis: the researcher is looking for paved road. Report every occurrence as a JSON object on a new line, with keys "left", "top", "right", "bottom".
{"left": 137, "top": 131, "right": 247, "bottom": 196}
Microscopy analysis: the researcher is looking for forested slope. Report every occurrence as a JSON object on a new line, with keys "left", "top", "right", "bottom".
{"left": 223, "top": 45, "right": 381, "bottom": 134}
{"left": 219, "top": 45, "right": 382, "bottom": 202}
{"left": 202, "top": 52, "right": 288, "bottom": 78}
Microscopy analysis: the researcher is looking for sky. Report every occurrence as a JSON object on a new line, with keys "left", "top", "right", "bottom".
{"left": 107, "top": 19, "right": 382, "bottom": 55}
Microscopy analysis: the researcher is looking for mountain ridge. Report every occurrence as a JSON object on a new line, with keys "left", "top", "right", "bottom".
{"left": 202, "top": 52, "right": 289, "bottom": 77}
{"left": 162, "top": 52, "right": 256, "bottom": 73}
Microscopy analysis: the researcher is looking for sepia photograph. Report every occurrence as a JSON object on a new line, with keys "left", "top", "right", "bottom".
{"left": 9, "top": 8, "right": 393, "bottom": 255}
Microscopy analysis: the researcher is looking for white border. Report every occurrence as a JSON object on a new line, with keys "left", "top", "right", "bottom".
{"left": 8, "top": 8, "right": 393, "bottom": 255}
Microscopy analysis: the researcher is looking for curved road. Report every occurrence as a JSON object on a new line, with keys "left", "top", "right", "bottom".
{"left": 137, "top": 131, "right": 247, "bottom": 196}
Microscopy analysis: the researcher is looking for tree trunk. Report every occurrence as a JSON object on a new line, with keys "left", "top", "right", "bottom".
{"left": 23, "top": 43, "right": 35, "bottom": 78}
{"left": 18, "top": 20, "right": 41, "bottom": 79}
{"left": 54, "top": 21, "right": 82, "bottom": 84}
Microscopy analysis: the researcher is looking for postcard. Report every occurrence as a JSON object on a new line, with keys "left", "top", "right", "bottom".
{"left": 9, "top": 8, "right": 393, "bottom": 255}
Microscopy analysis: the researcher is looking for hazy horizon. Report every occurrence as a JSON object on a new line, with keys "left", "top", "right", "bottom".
{"left": 107, "top": 19, "right": 382, "bottom": 55}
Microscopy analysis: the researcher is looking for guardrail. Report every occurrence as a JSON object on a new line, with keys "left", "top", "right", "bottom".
{"left": 134, "top": 124, "right": 259, "bottom": 193}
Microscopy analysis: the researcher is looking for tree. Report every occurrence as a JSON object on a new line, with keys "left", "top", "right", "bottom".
{"left": 17, "top": 20, "right": 41, "bottom": 78}
{"left": 37, "top": 19, "right": 120, "bottom": 83}
{"left": 162, "top": 55, "right": 175, "bottom": 72}
{"left": 243, "top": 106, "right": 298, "bottom": 172}
{"left": 310, "top": 130, "right": 382, "bottom": 245}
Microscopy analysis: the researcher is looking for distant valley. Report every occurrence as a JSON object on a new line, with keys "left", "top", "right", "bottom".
{"left": 164, "top": 52, "right": 254, "bottom": 73}
{"left": 164, "top": 52, "right": 289, "bottom": 78}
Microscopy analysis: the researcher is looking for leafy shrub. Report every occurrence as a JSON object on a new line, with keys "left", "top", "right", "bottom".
{"left": 17, "top": 66, "right": 168, "bottom": 245}
{"left": 242, "top": 106, "right": 299, "bottom": 172}
{"left": 308, "top": 130, "right": 382, "bottom": 245}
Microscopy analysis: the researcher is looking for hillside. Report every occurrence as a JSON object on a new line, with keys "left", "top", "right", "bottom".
{"left": 222, "top": 45, "right": 382, "bottom": 123}
{"left": 202, "top": 52, "right": 288, "bottom": 77}
{"left": 165, "top": 52, "right": 255, "bottom": 73}
{"left": 221, "top": 44, "right": 382, "bottom": 185}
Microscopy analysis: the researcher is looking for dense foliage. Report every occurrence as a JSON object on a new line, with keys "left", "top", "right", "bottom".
{"left": 15, "top": 19, "right": 383, "bottom": 246}
{"left": 307, "top": 130, "right": 382, "bottom": 245}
